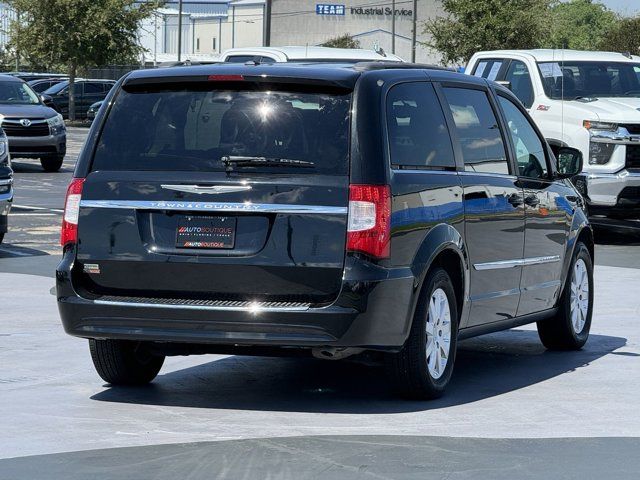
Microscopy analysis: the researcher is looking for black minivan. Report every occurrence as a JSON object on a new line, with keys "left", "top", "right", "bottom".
{"left": 57, "top": 63, "right": 593, "bottom": 399}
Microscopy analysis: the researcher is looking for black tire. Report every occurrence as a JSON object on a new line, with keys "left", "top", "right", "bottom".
{"left": 40, "top": 155, "right": 64, "bottom": 172}
{"left": 89, "top": 339, "right": 164, "bottom": 385}
{"left": 387, "top": 268, "right": 459, "bottom": 400}
{"left": 537, "top": 242, "right": 593, "bottom": 350}
{"left": 0, "top": 233, "right": 4, "bottom": 244}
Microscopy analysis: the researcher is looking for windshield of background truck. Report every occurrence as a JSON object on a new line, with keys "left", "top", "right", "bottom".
{"left": 538, "top": 61, "right": 640, "bottom": 100}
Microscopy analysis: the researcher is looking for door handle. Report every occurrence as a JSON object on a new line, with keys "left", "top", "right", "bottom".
{"left": 524, "top": 195, "right": 540, "bottom": 207}
{"left": 507, "top": 193, "right": 523, "bottom": 207}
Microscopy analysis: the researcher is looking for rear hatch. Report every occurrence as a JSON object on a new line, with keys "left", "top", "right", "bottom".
{"left": 74, "top": 76, "right": 352, "bottom": 306}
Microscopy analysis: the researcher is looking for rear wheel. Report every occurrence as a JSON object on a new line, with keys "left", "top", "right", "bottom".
{"left": 537, "top": 242, "right": 593, "bottom": 350}
{"left": 89, "top": 339, "right": 164, "bottom": 385}
{"left": 387, "top": 268, "right": 459, "bottom": 400}
{"left": 40, "top": 155, "right": 64, "bottom": 172}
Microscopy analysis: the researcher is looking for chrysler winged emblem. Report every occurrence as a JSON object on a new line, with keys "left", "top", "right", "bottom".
{"left": 161, "top": 184, "right": 252, "bottom": 195}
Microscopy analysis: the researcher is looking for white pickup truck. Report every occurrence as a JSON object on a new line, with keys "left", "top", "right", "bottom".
{"left": 466, "top": 49, "right": 640, "bottom": 223}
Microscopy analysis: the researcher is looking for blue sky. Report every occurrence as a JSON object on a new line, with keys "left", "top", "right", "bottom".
{"left": 599, "top": 0, "right": 638, "bottom": 15}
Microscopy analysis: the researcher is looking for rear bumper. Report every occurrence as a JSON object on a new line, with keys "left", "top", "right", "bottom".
{"left": 56, "top": 251, "right": 417, "bottom": 350}
{"left": 8, "top": 132, "right": 66, "bottom": 158}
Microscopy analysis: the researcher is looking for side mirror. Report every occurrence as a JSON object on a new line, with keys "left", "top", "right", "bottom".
{"left": 40, "top": 94, "right": 55, "bottom": 108}
{"left": 555, "top": 147, "right": 583, "bottom": 178}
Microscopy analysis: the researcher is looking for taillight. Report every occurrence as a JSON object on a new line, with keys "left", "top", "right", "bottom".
{"left": 347, "top": 184, "right": 391, "bottom": 259}
{"left": 60, "top": 178, "right": 85, "bottom": 247}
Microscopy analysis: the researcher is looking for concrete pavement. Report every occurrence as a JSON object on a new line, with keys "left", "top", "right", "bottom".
{"left": 1, "top": 265, "right": 638, "bottom": 476}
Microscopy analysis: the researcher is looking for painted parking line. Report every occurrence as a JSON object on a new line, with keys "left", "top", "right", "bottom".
{"left": 0, "top": 247, "right": 34, "bottom": 257}
{"left": 10, "top": 213, "right": 59, "bottom": 217}
{"left": 12, "top": 205, "right": 64, "bottom": 213}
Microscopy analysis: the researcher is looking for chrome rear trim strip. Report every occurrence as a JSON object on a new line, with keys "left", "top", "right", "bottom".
{"left": 474, "top": 255, "right": 560, "bottom": 271}
{"left": 80, "top": 200, "right": 347, "bottom": 215}
{"left": 94, "top": 299, "right": 311, "bottom": 312}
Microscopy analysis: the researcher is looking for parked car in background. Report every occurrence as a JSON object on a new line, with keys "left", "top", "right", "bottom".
{"left": 5, "top": 72, "right": 67, "bottom": 83}
{"left": 86, "top": 100, "right": 103, "bottom": 122}
{"left": 0, "top": 128, "right": 12, "bottom": 244}
{"left": 0, "top": 74, "right": 66, "bottom": 172}
{"left": 28, "top": 77, "right": 67, "bottom": 94}
{"left": 220, "top": 46, "right": 403, "bottom": 63}
{"left": 466, "top": 49, "right": 640, "bottom": 225}
{"left": 57, "top": 63, "right": 592, "bottom": 399}
{"left": 42, "top": 79, "right": 115, "bottom": 119}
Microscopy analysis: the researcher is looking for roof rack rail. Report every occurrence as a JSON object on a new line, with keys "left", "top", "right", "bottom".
{"left": 353, "top": 62, "right": 456, "bottom": 72}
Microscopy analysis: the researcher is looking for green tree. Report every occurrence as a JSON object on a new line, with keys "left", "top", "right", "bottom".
{"left": 423, "top": 0, "right": 552, "bottom": 65}
{"left": 322, "top": 34, "right": 361, "bottom": 49}
{"left": 547, "top": 0, "right": 617, "bottom": 50}
{"left": 598, "top": 16, "right": 640, "bottom": 55}
{"left": 7, "top": 0, "right": 161, "bottom": 120}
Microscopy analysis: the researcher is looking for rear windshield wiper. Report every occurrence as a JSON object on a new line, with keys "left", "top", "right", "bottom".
{"left": 221, "top": 156, "right": 315, "bottom": 169}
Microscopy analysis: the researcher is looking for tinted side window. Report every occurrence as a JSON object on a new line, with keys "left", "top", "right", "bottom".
{"left": 442, "top": 87, "right": 509, "bottom": 175}
{"left": 472, "top": 59, "right": 504, "bottom": 81}
{"left": 498, "top": 96, "right": 548, "bottom": 179}
{"left": 387, "top": 82, "right": 455, "bottom": 169}
{"left": 225, "top": 55, "right": 256, "bottom": 63}
{"left": 504, "top": 60, "right": 534, "bottom": 108}
{"left": 84, "top": 83, "right": 103, "bottom": 94}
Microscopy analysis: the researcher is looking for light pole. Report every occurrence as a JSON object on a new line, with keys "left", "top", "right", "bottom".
{"left": 265, "top": 0, "right": 272, "bottom": 47}
{"left": 391, "top": 0, "right": 396, "bottom": 55}
{"left": 411, "top": 0, "right": 417, "bottom": 62}
{"left": 177, "top": 0, "right": 183, "bottom": 62}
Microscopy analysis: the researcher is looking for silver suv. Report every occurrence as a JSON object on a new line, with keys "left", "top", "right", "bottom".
{"left": 0, "top": 74, "right": 66, "bottom": 172}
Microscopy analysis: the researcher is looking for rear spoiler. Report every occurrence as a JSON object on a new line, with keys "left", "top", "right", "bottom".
{"left": 123, "top": 73, "right": 355, "bottom": 91}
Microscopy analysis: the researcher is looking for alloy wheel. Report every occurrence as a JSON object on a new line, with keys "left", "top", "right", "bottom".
{"left": 570, "top": 258, "right": 589, "bottom": 334}
{"left": 426, "top": 288, "right": 452, "bottom": 379}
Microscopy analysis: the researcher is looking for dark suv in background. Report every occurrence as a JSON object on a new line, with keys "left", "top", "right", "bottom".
{"left": 42, "top": 79, "right": 115, "bottom": 119}
{"left": 0, "top": 74, "right": 67, "bottom": 172}
{"left": 57, "top": 63, "right": 593, "bottom": 399}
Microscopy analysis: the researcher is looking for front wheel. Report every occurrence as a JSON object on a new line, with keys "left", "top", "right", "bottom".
{"left": 40, "top": 155, "right": 64, "bottom": 172}
{"left": 89, "top": 339, "right": 165, "bottom": 385}
{"left": 387, "top": 268, "right": 459, "bottom": 400}
{"left": 537, "top": 242, "right": 593, "bottom": 350}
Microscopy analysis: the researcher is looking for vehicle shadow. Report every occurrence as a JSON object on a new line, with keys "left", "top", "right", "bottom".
{"left": 91, "top": 329, "right": 626, "bottom": 413}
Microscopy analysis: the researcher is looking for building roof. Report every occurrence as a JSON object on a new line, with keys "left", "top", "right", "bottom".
{"left": 475, "top": 49, "right": 639, "bottom": 63}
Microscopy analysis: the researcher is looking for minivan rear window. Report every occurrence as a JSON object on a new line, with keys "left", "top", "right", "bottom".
{"left": 91, "top": 85, "right": 351, "bottom": 174}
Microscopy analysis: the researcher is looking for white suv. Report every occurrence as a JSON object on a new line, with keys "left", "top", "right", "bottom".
{"left": 466, "top": 49, "right": 640, "bottom": 221}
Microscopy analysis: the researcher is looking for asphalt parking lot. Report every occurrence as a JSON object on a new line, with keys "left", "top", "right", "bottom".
{"left": 1, "top": 127, "right": 640, "bottom": 478}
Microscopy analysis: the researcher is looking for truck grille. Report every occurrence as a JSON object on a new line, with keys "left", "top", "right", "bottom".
{"left": 620, "top": 124, "right": 640, "bottom": 135}
{"left": 1, "top": 119, "right": 50, "bottom": 137}
{"left": 626, "top": 144, "right": 640, "bottom": 170}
